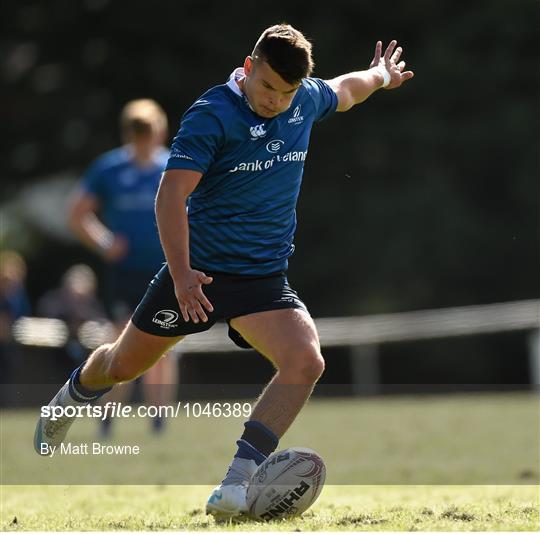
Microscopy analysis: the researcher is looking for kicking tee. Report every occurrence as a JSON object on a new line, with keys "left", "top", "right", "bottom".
{"left": 82, "top": 146, "right": 168, "bottom": 271}
{"left": 166, "top": 68, "right": 338, "bottom": 275}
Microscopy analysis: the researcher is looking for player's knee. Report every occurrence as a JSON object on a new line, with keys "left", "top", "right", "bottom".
{"left": 280, "top": 346, "right": 325, "bottom": 383}
{"left": 305, "top": 352, "right": 325, "bottom": 382}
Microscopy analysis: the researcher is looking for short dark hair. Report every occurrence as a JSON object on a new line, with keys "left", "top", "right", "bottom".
{"left": 252, "top": 24, "right": 314, "bottom": 84}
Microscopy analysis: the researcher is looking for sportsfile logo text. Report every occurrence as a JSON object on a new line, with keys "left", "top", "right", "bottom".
{"left": 40, "top": 401, "right": 252, "bottom": 421}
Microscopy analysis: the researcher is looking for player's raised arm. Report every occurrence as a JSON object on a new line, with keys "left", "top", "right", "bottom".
{"left": 326, "top": 40, "right": 414, "bottom": 112}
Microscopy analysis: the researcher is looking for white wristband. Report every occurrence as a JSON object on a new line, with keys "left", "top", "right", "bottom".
{"left": 375, "top": 65, "right": 391, "bottom": 88}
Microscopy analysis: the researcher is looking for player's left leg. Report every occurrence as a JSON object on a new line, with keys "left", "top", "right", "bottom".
{"left": 206, "top": 308, "right": 324, "bottom": 517}
{"left": 231, "top": 308, "right": 323, "bottom": 434}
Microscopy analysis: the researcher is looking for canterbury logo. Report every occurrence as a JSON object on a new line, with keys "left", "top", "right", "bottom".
{"left": 293, "top": 105, "right": 301, "bottom": 118}
{"left": 250, "top": 123, "right": 267, "bottom": 140}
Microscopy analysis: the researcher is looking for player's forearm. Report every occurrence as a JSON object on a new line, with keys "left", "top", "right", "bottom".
{"left": 330, "top": 68, "right": 386, "bottom": 111}
{"left": 69, "top": 211, "right": 115, "bottom": 255}
{"left": 155, "top": 177, "right": 192, "bottom": 279}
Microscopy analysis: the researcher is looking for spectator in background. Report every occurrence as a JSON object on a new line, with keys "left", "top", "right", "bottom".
{"left": 68, "top": 99, "right": 178, "bottom": 435}
{"left": 0, "top": 250, "right": 31, "bottom": 391}
{"left": 37, "top": 264, "right": 106, "bottom": 362}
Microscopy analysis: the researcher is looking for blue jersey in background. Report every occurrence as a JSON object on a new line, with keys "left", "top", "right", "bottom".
{"left": 82, "top": 146, "right": 168, "bottom": 271}
{"left": 166, "top": 68, "right": 338, "bottom": 275}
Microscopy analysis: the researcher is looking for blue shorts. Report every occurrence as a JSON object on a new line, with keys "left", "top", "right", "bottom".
{"left": 131, "top": 265, "right": 308, "bottom": 349}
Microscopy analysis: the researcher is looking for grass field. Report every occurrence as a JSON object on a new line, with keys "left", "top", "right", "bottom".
{"left": 2, "top": 484, "right": 539, "bottom": 531}
{"left": 1, "top": 393, "right": 539, "bottom": 530}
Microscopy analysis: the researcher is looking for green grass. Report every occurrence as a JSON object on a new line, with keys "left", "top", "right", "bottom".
{"left": 1, "top": 484, "right": 539, "bottom": 531}
{"left": 1, "top": 394, "right": 539, "bottom": 530}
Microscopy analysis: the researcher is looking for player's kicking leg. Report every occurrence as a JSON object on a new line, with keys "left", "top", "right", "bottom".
{"left": 206, "top": 308, "right": 324, "bottom": 517}
{"left": 34, "top": 320, "right": 182, "bottom": 455}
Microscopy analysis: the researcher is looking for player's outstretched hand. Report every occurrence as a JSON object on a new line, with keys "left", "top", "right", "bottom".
{"left": 174, "top": 269, "right": 214, "bottom": 323}
{"left": 370, "top": 40, "right": 414, "bottom": 89}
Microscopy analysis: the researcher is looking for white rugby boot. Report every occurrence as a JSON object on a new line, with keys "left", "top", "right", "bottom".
{"left": 34, "top": 379, "right": 86, "bottom": 456}
{"left": 205, "top": 457, "right": 257, "bottom": 517}
{"left": 206, "top": 482, "right": 249, "bottom": 517}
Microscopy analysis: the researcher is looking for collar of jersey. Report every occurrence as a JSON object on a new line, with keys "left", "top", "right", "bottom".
{"left": 226, "top": 67, "right": 257, "bottom": 113}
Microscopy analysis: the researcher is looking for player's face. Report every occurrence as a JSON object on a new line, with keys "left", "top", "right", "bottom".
{"left": 242, "top": 57, "right": 300, "bottom": 118}
{"left": 128, "top": 130, "right": 161, "bottom": 156}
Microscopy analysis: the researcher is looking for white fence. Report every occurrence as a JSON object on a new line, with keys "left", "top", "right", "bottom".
{"left": 12, "top": 299, "right": 540, "bottom": 391}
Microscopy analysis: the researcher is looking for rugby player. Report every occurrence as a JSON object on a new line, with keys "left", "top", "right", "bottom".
{"left": 34, "top": 24, "right": 413, "bottom": 517}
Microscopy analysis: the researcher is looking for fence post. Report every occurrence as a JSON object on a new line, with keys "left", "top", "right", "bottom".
{"left": 528, "top": 329, "right": 540, "bottom": 392}
{"left": 350, "top": 344, "right": 380, "bottom": 395}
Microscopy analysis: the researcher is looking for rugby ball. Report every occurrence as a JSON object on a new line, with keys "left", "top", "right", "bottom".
{"left": 246, "top": 447, "right": 326, "bottom": 521}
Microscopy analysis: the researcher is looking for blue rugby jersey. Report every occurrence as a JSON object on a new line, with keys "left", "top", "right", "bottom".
{"left": 82, "top": 146, "right": 168, "bottom": 271}
{"left": 166, "top": 68, "right": 338, "bottom": 275}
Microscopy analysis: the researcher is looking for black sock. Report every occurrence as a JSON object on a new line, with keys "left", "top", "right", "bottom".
{"left": 68, "top": 363, "right": 112, "bottom": 403}
{"left": 238, "top": 420, "right": 279, "bottom": 458}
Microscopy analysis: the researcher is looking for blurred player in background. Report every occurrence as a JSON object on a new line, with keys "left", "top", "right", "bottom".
{"left": 35, "top": 25, "right": 413, "bottom": 515}
{"left": 67, "top": 99, "right": 178, "bottom": 435}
